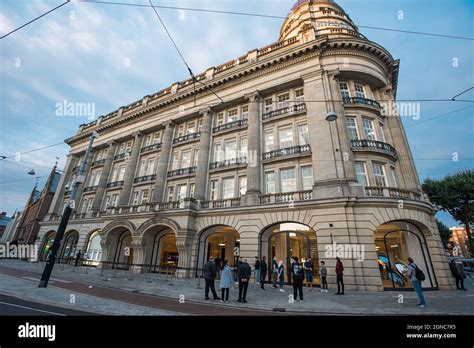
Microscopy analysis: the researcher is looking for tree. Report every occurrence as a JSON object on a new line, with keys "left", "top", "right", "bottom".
{"left": 435, "top": 219, "right": 452, "bottom": 249}
{"left": 423, "top": 170, "right": 473, "bottom": 254}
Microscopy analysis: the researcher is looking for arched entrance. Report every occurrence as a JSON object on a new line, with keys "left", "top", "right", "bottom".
{"left": 260, "top": 222, "right": 318, "bottom": 284}
{"left": 84, "top": 230, "right": 102, "bottom": 266}
{"left": 106, "top": 228, "right": 133, "bottom": 270}
{"left": 142, "top": 226, "right": 178, "bottom": 273}
{"left": 39, "top": 231, "right": 56, "bottom": 261}
{"left": 197, "top": 225, "right": 240, "bottom": 274}
{"left": 375, "top": 221, "right": 437, "bottom": 290}
{"left": 59, "top": 230, "right": 79, "bottom": 263}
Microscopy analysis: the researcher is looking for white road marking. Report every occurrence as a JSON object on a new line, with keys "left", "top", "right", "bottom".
{"left": 0, "top": 301, "right": 66, "bottom": 316}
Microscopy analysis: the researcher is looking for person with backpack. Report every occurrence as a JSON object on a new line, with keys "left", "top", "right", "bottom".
{"left": 407, "top": 257, "right": 426, "bottom": 307}
{"left": 335, "top": 257, "right": 344, "bottom": 295}
{"left": 319, "top": 260, "right": 328, "bottom": 293}
{"left": 219, "top": 260, "right": 232, "bottom": 302}
{"left": 278, "top": 260, "right": 285, "bottom": 292}
{"left": 449, "top": 259, "right": 467, "bottom": 290}
{"left": 271, "top": 256, "right": 278, "bottom": 288}
{"left": 304, "top": 257, "right": 314, "bottom": 291}
{"left": 260, "top": 256, "right": 268, "bottom": 290}
{"left": 290, "top": 257, "right": 305, "bottom": 302}
{"left": 203, "top": 256, "right": 219, "bottom": 301}
{"left": 254, "top": 256, "right": 260, "bottom": 286}
{"left": 237, "top": 259, "right": 252, "bottom": 303}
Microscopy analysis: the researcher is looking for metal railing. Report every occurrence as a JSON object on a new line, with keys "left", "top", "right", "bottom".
{"left": 351, "top": 139, "right": 397, "bottom": 156}
{"left": 209, "top": 157, "right": 247, "bottom": 170}
{"left": 114, "top": 152, "right": 130, "bottom": 161}
{"left": 343, "top": 97, "right": 381, "bottom": 109}
{"left": 106, "top": 180, "right": 124, "bottom": 188}
{"left": 91, "top": 159, "right": 106, "bottom": 167}
{"left": 134, "top": 175, "right": 156, "bottom": 183}
{"left": 172, "top": 132, "right": 201, "bottom": 144}
{"left": 263, "top": 144, "right": 311, "bottom": 160}
{"left": 212, "top": 119, "right": 248, "bottom": 133}
{"left": 167, "top": 167, "right": 197, "bottom": 177}
{"left": 260, "top": 190, "right": 312, "bottom": 204}
{"left": 141, "top": 142, "right": 162, "bottom": 153}
{"left": 83, "top": 185, "right": 98, "bottom": 193}
{"left": 262, "top": 102, "right": 306, "bottom": 120}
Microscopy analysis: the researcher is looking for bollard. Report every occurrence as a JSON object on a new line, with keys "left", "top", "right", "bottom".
{"left": 71, "top": 263, "right": 76, "bottom": 273}
{"left": 196, "top": 269, "right": 202, "bottom": 289}
{"left": 127, "top": 263, "right": 134, "bottom": 281}
{"left": 98, "top": 263, "right": 104, "bottom": 277}
{"left": 61, "top": 261, "right": 66, "bottom": 271}
{"left": 112, "top": 266, "right": 118, "bottom": 278}
{"left": 84, "top": 262, "right": 90, "bottom": 274}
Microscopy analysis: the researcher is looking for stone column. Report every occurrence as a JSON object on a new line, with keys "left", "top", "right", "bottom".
{"left": 46, "top": 154, "right": 77, "bottom": 219}
{"left": 241, "top": 91, "right": 262, "bottom": 206}
{"left": 131, "top": 237, "right": 147, "bottom": 273}
{"left": 118, "top": 132, "right": 143, "bottom": 207}
{"left": 194, "top": 107, "right": 213, "bottom": 201}
{"left": 176, "top": 230, "right": 195, "bottom": 278}
{"left": 91, "top": 141, "right": 117, "bottom": 212}
{"left": 151, "top": 121, "right": 175, "bottom": 203}
{"left": 303, "top": 71, "right": 350, "bottom": 199}
{"left": 98, "top": 237, "right": 111, "bottom": 269}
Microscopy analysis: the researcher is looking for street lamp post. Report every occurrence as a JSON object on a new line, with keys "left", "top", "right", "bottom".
{"left": 39, "top": 131, "right": 99, "bottom": 288}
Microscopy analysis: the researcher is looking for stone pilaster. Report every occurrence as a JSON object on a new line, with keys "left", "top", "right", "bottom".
{"left": 46, "top": 154, "right": 76, "bottom": 218}
{"left": 92, "top": 141, "right": 117, "bottom": 212}
{"left": 175, "top": 230, "right": 195, "bottom": 278}
{"left": 151, "top": 121, "right": 175, "bottom": 203}
{"left": 131, "top": 237, "right": 147, "bottom": 273}
{"left": 241, "top": 91, "right": 262, "bottom": 206}
{"left": 74, "top": 150, "right": 94, "bottom": 212}
{"left": 194, "top": 107, "right": 213, "bottom": 201}
{"left": 118, "top": 132, "right": 144, "bottom": 207}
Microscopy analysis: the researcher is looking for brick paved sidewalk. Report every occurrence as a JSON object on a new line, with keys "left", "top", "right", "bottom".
{"left": 1, "top": 259, "right": 473, "bottom": 315}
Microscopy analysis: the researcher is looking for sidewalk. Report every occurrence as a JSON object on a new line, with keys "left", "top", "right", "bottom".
{"left": 1, "top": 259, "right": 473, "bottom": 315}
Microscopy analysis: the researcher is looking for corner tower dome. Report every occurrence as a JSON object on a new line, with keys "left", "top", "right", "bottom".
{"left": 279, "top": 0, "right": 365, "bottom": 42}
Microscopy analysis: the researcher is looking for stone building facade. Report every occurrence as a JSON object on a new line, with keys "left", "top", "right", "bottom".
{"left": 37, "top": 0, "right": 454, "bottom": 291}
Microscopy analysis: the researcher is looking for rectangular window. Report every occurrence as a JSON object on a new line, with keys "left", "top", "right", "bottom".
{"left": 222, "top": 178, "right": 235, "bottom": 199}
{"left": 181, "top": 150, "right": 192, "bottom": 168}
{"left": 140, "top": 190, "right": 149, "bottom": 204}
{"left": 193, "top": 148, "right": 199, "bottom": 167}
{"left": 216, "top": 113, "right": 224, "bottom": 127}
{"left": 87, "top": 198, "right": 93, "bottom": 212}
{"left": 145, "top": 134, "right": 153, "bottom": 147}
{"left": 189, "top": 183, "right": 195, "bottom": 198}
{"left": 146, "top": 158, "right": 156, "bottom": 175}
{"left": 227, "top": 109, "right": 238, "bottom": 123}
{"left": 372, "top": 163, "right": 387, "bottom": 187}
{"left": 298, "top": 124, "right": 309, "bottom": 146}
{"left": 132, "top": 191, "right": 139, "bottom": 206}
{"left": 210, "top": 180, "right": 218, "bottom": 200}
{"left": 265, "top": 171, "right": 276, "bottom": 194}
{"left": 93, "top": 171, "right": 101, "bottom": 186}
{"left": 354, "top": 162, "right": 368, "bottom": 186}
{"left": 138, "top": 160, "right": 146, "bottom": 177}
{"left": 153, "top": 131, "right": 161, "bottom": 144}
{"left": 172, "top": 151, "right": 180, "bottom": 170}
{"left": 339, "top": 82, "right": 350, "bottom": 100}
{"left": 295, "top": 88, "right": 304, "bottom": 103}
{"left": 224, "top": 140, "right": 236, "bottom": 160}
{"left": 177, "top": 124, "right": 185, "bottom": 137}
{"left": 81, "top": 199, "right": 88, "bottom": 213}
{"left": 186, "top": 121, "right": 196, "bottom": 134}
{"left": 265, "top": 98, "right": 273, "bottom": 113}
{"left": 118, "top": 166, "right": 126, "bottom": 181}
{"left": 301, "top": 166, "right": 313, "bottom": 190}
{"left": 362, "top": 118, "right": 377, "bottom": 140}
{"left": 277, "top": 92, "right": 290, "bottom": 109}
{"left": 242, "top": 105, "right": 249, "bottom": 120}
{"left": 167, "top": 186, "right": 174, "bottom": 202}
{"left": 111, "top": 194, "right": 118, "bottom": 207}
{"left": 239, "top": 176, "right": 247, "bottom": 196}
{"left": 197, "top": 119, "right": 203, "bottom": 132}
{"left": 379, "top": 123, "right": 386, "bottom": 142}
{"left": 280, "top": 168, "right": 296, "bottom": 193}
{"left": 354, "top": 83, "right": 366, "bottom": 98}
{"left": 346, "top": 117, "right": 359, "bottom": 140}
{"left": 214, "top": 143, "right": 223, "bottom": 162}
{"left": 177, "top": 184, "right": 187, "bottom": 200}
{"left": 390, "top": 167, "right": 398, "bottom": 188}
{"left": 264, "top": 130, "right": 274, "bottom": 152}
{"left": 278, "top": 126, "right": 294, "bottom": 149}
{"left": 239, "top": 137, "right": 248, "bottom": 158}
{"left": 104, "top": 195, "right": 111, "bottom": 210}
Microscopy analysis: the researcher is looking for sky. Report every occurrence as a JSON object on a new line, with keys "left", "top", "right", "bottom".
{"left": 0, "top": 0, "right": 473, "bottom": 227}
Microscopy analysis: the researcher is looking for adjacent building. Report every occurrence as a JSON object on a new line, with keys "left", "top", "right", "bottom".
{"left": 0, "top": 212, "right": 11, "bottom": 240}
{"left": 449, "top": 227, "right": 471, "bottom": 258}
{"left": 37, "top": 0, "right": 453, "bottom": 291}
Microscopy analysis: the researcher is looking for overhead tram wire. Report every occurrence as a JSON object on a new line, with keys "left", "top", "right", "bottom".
{"left": 0, "top": 142, "right": 65, "bottom": 160}
{"left": 0, "top": 0, "right": 70, "bottom": 39}
{"left": 452, "top": 87, "right": 474, "bottom": 101}
{"left": 78, "top": 0, "right": 474, "bottom": 41}
{"left": 147, "top": 0, "right": 224, "bottom": 106}
{"left": 0, "top": 177, "right": 43, "bottom": 185}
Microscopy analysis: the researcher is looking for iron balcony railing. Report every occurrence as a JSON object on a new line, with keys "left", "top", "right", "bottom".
{"left": 83, "top": 185, "right": 98, "bottom": 193}
{"left": 141, "top": 143, "right": 162, "bottom": 153}
{"left": 114, "top": 152, "right": 130, "bottom": 161}
{"left": 351, "top": 139, "right": 397, "bottom": 156}
{"left": 212, "top": 119, "right": 248, "bottom": 133}
{"left": 106, "top": 180, "right": 124, "bottom": 188}
{"left": 263, "top": 144, "right": 311, "bottom": 160}
{"left": 342, "top": 97, "right": 381, "bottom": 109}
{"left": 91, "top": 159, "right": 106, "bottom": 167}
{"left": 173, "top": 132, "right": 201, "bottom": 144}
{"left": 209, "top": 157, "right": 247, "bottom": 170}
{"left": 262, "top": 102, "right": 306, "bottom": 120}
{"left": 134, "top": 175, "right": 156, "bottom": 183}
{"left": 167, "top": 166, "right": 197, "bottom": 177}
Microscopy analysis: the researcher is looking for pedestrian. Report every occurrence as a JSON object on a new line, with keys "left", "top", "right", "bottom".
{"left": 290, "top": 257, "right": 304, "bottom": 302}
{"left": 407, "top": 257, "right": 426, "bottom": 307}
{"left": 219, "top": 260, "right": 232, "bottom": 302}
{"left": 203, "top": 256, "right": 219, "bottom": 300}
{"left": 335, "top": 257, "right": 344, "bottom": 295}
{"left": 278, "top": 260, "right": 285, "bottom": 292}
{"left": 304, "top": 257, "right": 314, "bottom": 291}
{"left": 237, "top": 258, "right": 252, "bottom": 303}
{"left": 74, "top": 250, "right": 82, "bottom": 267}
{"left": 215, "top": 256, "right": 221, "bottom": 279}
{"left": 319, "top": 260, "right": 328, "bottom": 292}
{"left": 254, "top": 256, "right": 260, "bottom": 285}
{"left": 271, "top": 256, "right": 278, "bottom": 288}
{"left": 449, "top": 259, "right": 467, "bottom": 290}
{"left": 260, "top": 256, "right": 268, "bottom": 290}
